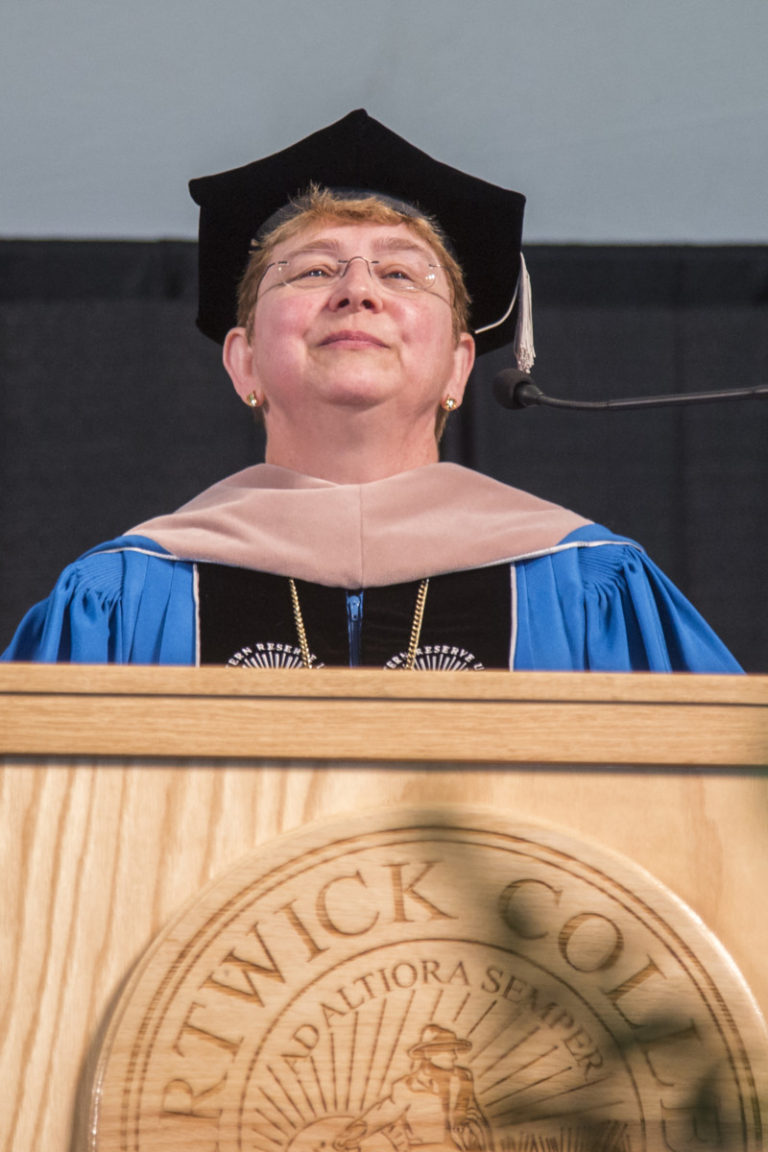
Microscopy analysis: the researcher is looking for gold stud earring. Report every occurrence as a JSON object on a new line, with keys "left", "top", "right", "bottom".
{"left": 246, "top": 391, "right": 263, "bottom": 409}
{"left": 441, "top": 397, "right": 458, "bottom": 411}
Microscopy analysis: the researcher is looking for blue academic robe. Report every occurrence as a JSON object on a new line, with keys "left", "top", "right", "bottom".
{"left": 2, "top": 525, "right": 741, "bottom": 672}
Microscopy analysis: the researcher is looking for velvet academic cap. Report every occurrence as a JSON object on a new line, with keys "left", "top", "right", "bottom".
{"left": 189, "top": 109, "right": 527, "bottom": 357}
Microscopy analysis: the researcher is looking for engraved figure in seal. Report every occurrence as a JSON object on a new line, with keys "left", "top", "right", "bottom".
{"left": 335, "top": 1024, "right": 492, "bottom": 1152}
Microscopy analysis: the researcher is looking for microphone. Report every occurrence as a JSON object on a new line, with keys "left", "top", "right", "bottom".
{"left": 492, "top": 369, "right": 768, "bottom": 412}
{"left": 492, "top": 371, "right": 544, "bottom": 409}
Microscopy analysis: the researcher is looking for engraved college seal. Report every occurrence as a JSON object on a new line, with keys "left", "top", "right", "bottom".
{"left": 91, "top": 810, "right": 766, "bottom": 1152}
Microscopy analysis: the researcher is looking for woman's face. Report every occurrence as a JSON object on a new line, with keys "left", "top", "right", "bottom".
{"left": 227, "top": 220, "right": 475, "bottom": 432}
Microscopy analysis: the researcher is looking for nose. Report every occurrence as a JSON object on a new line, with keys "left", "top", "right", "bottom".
{"left": 328, "top": 256, "right": 383, "bottom": 312}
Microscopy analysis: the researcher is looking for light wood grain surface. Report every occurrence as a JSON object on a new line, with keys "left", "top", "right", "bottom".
{"left": 1, "top": 667, "right": 767, "bottom": 1150}
{"left": 3, "top": 664, "right": 768, "bottom": 763}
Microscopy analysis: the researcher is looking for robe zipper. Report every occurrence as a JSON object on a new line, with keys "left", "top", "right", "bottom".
{"left": 346, "top": 591, "right": 364, "bottom": 667}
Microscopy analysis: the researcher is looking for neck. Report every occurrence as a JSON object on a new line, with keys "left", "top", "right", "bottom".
{"left": 264, "top": 409, "right": 441, "bottom": 484}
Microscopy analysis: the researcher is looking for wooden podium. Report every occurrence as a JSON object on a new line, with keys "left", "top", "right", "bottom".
{"left": 2, "top": 665, "right": 767, "bottom": 1151}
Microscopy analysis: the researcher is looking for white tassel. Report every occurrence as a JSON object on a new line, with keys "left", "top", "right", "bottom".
{"left": 473, "top": 252, "right": 535, "bottom": 373}
{"left": 514, "top": 252, "right": 535, "bottom": 373}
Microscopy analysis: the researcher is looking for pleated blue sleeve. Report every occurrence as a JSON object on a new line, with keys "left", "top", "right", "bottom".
{"left": 1, "top": 537, "right": 197, "bottom": 665}
{"left": 513, "top": 525, "right": 742, "bottom": 672}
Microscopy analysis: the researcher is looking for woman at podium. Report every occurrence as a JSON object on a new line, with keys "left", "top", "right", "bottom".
{"left": 2, "top": 112, "right": 740, "bottom": 672}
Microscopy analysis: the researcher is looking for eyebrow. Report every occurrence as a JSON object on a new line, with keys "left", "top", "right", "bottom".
{"left": 281, "top": 236, "right": 433, "bottom": 260}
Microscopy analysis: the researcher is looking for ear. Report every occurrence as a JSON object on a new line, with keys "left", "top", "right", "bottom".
{"left": 446, "top": 332, "right": 476, "bottom": 408}
{"left": 223, "top": 327, "right": 263, "bottom": 406}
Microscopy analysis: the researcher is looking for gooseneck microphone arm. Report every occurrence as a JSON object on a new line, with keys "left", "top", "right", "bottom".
{"left": 493, "top": 369, "right": 768, "bottom": 412}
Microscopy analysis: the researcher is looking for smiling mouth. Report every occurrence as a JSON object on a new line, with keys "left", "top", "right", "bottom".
{"left": 320, "top": 331, "right": 387, "bottom": 348}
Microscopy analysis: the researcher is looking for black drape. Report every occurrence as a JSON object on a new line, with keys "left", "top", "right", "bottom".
{"left": 2, "top": 240, "right": 766, "bottom": 668}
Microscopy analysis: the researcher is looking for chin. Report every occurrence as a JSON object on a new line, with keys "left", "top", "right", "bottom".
{"left": 319, "top": 379, "right": 394, "bottom": 407}
{"left": 330, "top": 392, "right": 390, "bottom": 411}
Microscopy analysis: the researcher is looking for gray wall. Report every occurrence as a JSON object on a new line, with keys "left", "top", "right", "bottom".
{"left": 3, "top": 0, "right": 768, "bottom": 241}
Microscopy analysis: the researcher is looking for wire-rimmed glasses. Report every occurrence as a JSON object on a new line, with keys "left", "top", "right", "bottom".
{"left": 259, "top": 253, "right": 447, "bottom": 297}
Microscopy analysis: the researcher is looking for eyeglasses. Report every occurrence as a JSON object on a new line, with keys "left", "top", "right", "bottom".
{"left": 259, "top": 253, "right": 447, "bottom": 297}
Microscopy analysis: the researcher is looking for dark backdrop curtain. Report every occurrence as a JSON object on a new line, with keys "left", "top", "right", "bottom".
{"left": 2, "top": 240, "right": 767, "bottom": 669}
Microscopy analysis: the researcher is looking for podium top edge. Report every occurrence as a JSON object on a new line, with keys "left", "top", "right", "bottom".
{"left": 1, "top": 663, "right": 766, "bottom": 707}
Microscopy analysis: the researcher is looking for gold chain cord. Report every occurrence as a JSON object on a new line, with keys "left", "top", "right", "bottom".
{"left": 404, "top": 577, "right": 430, "bottom": 670}
{"left": 289, "top": 577, "right": 430, "bottom": 670}
{"left": 288, "top": 578, "right": 314, "bottom": 669}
